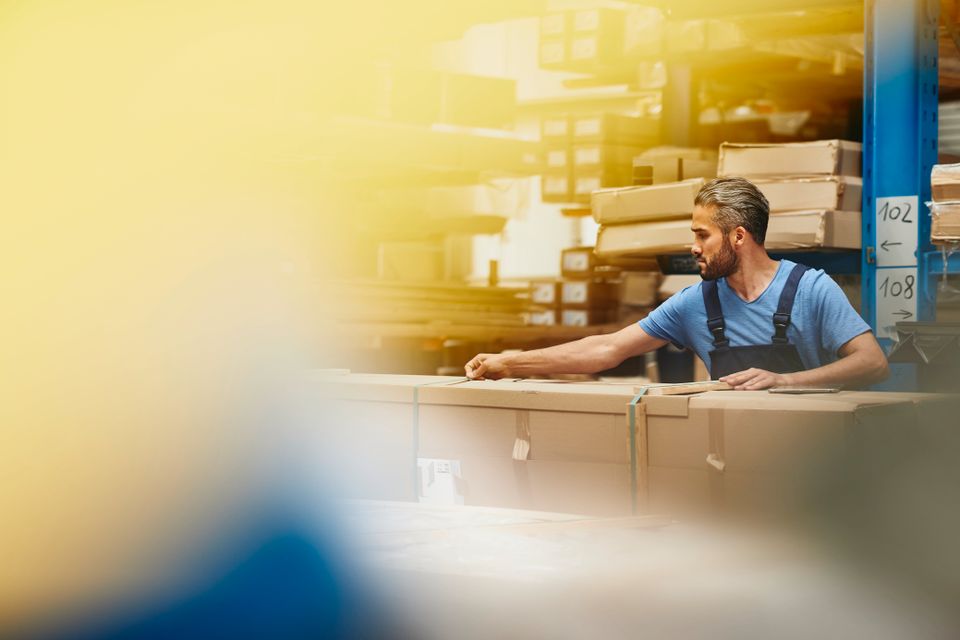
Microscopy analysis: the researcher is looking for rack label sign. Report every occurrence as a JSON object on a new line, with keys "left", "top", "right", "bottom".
{"left": 875, "top": 267, "right": 918, "bottom": 340}
{"left": 875, "top": 195, "right": 918, "bottom": 267}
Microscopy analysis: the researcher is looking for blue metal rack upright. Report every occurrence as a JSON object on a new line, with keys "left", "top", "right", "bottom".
{"left": 862, "top": 0, "right": 940, "bottom": 389}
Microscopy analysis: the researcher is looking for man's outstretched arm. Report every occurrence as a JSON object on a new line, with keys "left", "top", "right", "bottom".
{"left": 720, "top": 331, "right": 890, "bottom": 390}
{"left": 465, "top": 324, "right": 668, "bottom": 380}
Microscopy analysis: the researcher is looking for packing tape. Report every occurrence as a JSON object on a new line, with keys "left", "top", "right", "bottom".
{"left": 512, "top": 409, "right": 531, "bottom": 461}
{"left": 706, "top": 407, "right": 726, "bottom": 508}
{"left": 629, "top": 388, "right": 649, "bottom": 515}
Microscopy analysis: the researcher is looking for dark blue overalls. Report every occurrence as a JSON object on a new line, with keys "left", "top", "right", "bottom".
{"left": 701, "top": 263, "right": 811, "bottom": 379}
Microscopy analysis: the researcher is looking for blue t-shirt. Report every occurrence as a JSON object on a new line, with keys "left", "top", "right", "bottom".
{"left": 638, "top": 260, "right": 871, "bottom": 373}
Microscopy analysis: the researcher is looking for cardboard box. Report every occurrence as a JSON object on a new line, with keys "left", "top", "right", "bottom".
{"left": 591, "top": 179, "right": 704, "bottom": 224}
{"left": 755, "top": 176, "right": 862, "bottom": 212}
{"left": 530, "top": 280, "right": 561, "bottom": 306}
{"left": 573, "top": 143, "right": 645, "bottom": 172}
{"left": 931, "top": 163, "right": 960, "bottom": 202}
{"left": 544, "top": 146, "right": 571, "bottom": 170}
{"left": 541, "top": 171, "right": 572, "bottom": 203}
{"left": 365, "top": 68, "right": 515, "bottom": 128}
{"left": 573, "top": 169, "right": 634, "bottom": 204}
{"left": 571, "top": 113, "right": 660, "bottom": 146}
{"left": 640, "top": 390, "right": 940, "bottom": 516}
{"left": 619, "top": 271, "right": 660, "bottom": 307}
{"left": 930, "top": 202, "right": 960, "bottom": 242}
{"left": 560, "top": 279, "right": 616, "bottom": 306}
{"left": 718, "top": 140, "right": 862, "bottom": 178}
{"left": 633, "top": 147, "right": 718, "bottom": 184}
{"left": 308, "top": 373, "right": 463, "bottom": 502}
{"left": 424, "top": 179, "right": 527, "bottom": 218}
{"left": 526, "top": 307, "right": 559, "bottom": 326}
{"left": 561, "top": 308, "right": 616, "bottom": 326}
{"left": 561, "top": 246, "right": 596, "bottom": 277}
{"left": 415, "top": 379, "right": 641, "bottom": 516}
{"left": 540, "top": 115, "right": 570, "bottom": 141}
{"left": 595, "top": 210, "right": 860, "bottom": 257}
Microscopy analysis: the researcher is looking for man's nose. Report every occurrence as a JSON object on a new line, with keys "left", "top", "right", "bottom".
{"left": 691, "top": 244, "right": 701, "bottom": 257}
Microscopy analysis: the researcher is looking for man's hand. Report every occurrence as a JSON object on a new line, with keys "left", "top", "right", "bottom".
{"left": 719, "top": 368, "right": 788, "bottom": 390}
{"left": 464, "top": 353, "right": 512, "bottom": 380}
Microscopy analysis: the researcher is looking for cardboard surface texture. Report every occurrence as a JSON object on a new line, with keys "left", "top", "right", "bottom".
{"left": 718, "top": 140, "right": 862, "bottom": 178}
{"left": 929, "top": 202, "right": 960, "bottom": 241}
{"left": 642, "top": 390, "right": 940, "bottom": 516}
{"left": 596, "top": 209, "right": 860, "bottom": 257}
{"left": 756, "top": 176, "right": 862, "bottom": 212}
{"left": 591, "top": 179, "right": 704, "bottom": 224}
{"left": 931, "top": 162, "right": 960, "bottom": 202}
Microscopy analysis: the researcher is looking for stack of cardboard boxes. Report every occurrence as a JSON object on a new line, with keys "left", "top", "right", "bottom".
{"left": 929, "top": 163, "right": 960, "bottom": 244}
{"left": 541, "top": 113, "right": 659, "bottom": 204}
{"left": 718, "top": 139, "right": 863, "bottom": 250}
{"left": 312, "top": 373, "right": 953, "bottom": 519}
{"left": 538, "top": 8, "right": 629, "bottom": 74}
{"left": 526, "top": 247, "right": 659, "bottom": 327}
{"left": 593, "top": 140, "right": 862, "bottom": 258}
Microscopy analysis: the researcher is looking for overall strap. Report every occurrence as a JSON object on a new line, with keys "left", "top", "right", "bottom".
{"left": 772, "top": 263, "right": 811, "bottom": 343}
{"left": 701, "top": 280, "right": 728, "bottom": 348}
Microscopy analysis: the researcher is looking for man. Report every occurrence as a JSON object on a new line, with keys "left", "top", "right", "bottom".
{"left": 465, "top": 177, "right": 889, "bottom": 390}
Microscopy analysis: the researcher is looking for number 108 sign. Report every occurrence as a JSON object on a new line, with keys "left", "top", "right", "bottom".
{"left": 875, "top": 267, "right": 918, "bottom": 340}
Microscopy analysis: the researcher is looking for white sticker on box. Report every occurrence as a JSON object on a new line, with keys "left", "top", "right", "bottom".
{"left": 563, "top": 251, "right": 590, "bottom": 272}
{"left": 544, "top": 175, "right": 568, "bottom": 195}
{"left": 417, "top": 458, "right": 464, "bottom": 505}
{"left": 562, "top": 310, "right": 588, "bottom": 326}
{"left": 570, "top": 36, "right": 597, "bottom": 60}
{"left": 875, "top": 267, "right": 918, "bottom": 340}
{"left": 547, "top": 149, "right": 568, "bottom": 167}
{"left": 541, "top": 13, "right": 565, "bottom": 36}
{"left": 574, "top": 9, "right": 600, "bottom": 30}
{"left": 574, "top": 117, "right": 601, "bottom": 137}
{"left": 876, "top": 195, "right": 918, "bottom": 267}
{"left": 575, "top": 147, "right": 601, "bottom": 166}
{"left": 543, "top": 118, "right": 568, "bottom": 137}
{"left": 562, "top": 281, "right": 588, "bottom": 303}
{"left": 531, "top": 281, "right": 557, "bottom": 304}
{"left": 540, "top": 41, "right": 565, "bottom": 65}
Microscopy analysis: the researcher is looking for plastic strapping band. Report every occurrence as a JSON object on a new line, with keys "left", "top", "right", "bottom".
{"left": 629, "top": 388, "right": 648, "bottom": 515}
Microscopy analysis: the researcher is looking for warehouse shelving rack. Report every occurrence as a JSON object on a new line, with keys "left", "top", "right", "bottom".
{"left": 862, "top": 0, "right": 942, "bottom": 389}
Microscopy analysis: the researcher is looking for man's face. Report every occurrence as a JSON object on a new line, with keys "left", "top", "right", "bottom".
{"left": 691, "top": 205, "right": 738, "bottom": 281}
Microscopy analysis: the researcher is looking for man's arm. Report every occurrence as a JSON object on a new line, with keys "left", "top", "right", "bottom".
{"left": 465, "top": 324, "right": 668, "bottom": 380}
{"left": 719, "top": 331, "right": 890, "bottom": 390}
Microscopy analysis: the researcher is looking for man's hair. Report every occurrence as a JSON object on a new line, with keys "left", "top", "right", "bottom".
{"left": 694, "top": 177, "right": 770, "bottom": 244}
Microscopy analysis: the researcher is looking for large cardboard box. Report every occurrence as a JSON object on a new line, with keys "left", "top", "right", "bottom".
{"left": 930, "top": 202, "right": 960, "bottom": 242}
{"left": 756, "top": 176, "right": 862, "bottom": 212}
{"left": 570, "top": 113, "right": 660, "bottom": 146}
{"left": 619, "top": 271, "right": 660, "bottom": 307}
{"left": 308, "top": 373, "right": 464, "bottom": 501}
{"left": 415, "top": 380, "right": 641, "bottom": 516}
{"left": 640, "top": 390, "right": 943, "bottom": 516}
{"left": 591, "top": 179, "right": 704, "bottom": 224}
{"left": 931, "top": 162, "right": 960, "bottom": 201}
{"left": 633, "top": 147, "right": 718, "bottom": 184}
{"left": 573, "top": 143, "right": 644, "bottom": 172}
{"left": 595, "top": 209, "right": 861, "bottom": 257}
{"left": 718, "top": 140, "right": 862, "bottom": 178}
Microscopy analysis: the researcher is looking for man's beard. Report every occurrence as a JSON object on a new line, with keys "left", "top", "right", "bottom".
{"left": 699, "top": 239, "right": 739, "bottom": 281}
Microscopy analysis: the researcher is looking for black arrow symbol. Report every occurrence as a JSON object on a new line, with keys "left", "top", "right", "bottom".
{"left": 893, "top": 310, "right": 913, "bottom": 319}
{"left": 880, "top": 240, "right": 902, "bottom": 251}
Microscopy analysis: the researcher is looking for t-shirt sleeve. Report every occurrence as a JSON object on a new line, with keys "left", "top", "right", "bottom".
{"left": 809, "top": 272, "right": 872, "bottom": 356}
{"left": 638, "top": 287, "right": 693, "bottom": 349}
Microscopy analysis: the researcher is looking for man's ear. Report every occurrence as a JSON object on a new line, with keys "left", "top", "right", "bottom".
{"left": 732, "top": 226, "right": 747, "bottom": 247}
